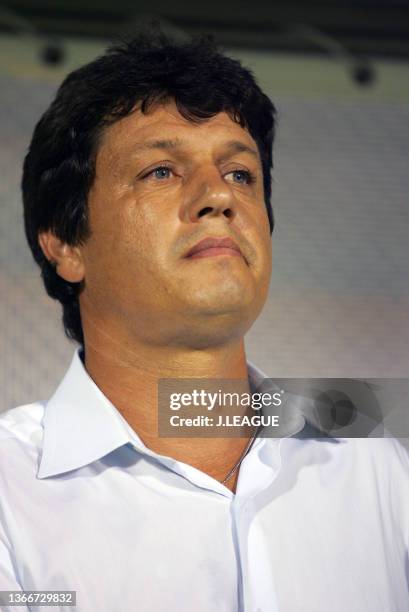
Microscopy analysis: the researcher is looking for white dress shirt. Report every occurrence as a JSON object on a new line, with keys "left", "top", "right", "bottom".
{"left": 0, "top": 349, "right": 408, "bottom": 612}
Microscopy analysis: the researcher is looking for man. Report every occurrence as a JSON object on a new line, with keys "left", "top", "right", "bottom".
{"left": 0, "top": 30, "right": 408, "bottom": 612}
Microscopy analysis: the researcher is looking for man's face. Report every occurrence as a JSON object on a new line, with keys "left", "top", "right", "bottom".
{"left": 79, "top": 100, "right": 272, "bottom": 347}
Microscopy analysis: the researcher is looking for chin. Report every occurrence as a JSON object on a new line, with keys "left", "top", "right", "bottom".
{"left": 186, "top": 279, "right": 256, "bottom": 309}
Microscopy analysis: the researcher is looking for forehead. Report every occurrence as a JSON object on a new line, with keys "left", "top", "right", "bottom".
{"left": 97, "top": 100, "right": 258, "bottom": 162}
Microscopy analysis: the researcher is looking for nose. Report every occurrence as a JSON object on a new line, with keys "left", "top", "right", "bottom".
{"left": 183, "top": 166, "right": 237, "bottom": 225}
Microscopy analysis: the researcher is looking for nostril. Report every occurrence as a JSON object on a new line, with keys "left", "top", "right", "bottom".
{"left": 224, "top": 209, "right": 233, "bottom": 218}
{"left": 198, "top": 207, "right": 213, "bottom": 218}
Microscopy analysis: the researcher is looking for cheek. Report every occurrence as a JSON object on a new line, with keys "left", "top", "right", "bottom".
{"left": 119, "top": 199, "right": 166, "bottom": 268}
{"left": 87, "top": 191, "right": 148, "bottom": 264}
{"left": 93, "top": 195, "right": 176, "bottom": 288}
{"left": 242, "top": 203, "right": 272, "bottom": 264}
{"left": 253, "top": 226, "right": 272, "bottom": 293}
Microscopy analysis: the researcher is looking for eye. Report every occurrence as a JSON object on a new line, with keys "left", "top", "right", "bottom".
{"left": 144, "top": 165, "right": 174, "bottom": 180}
{"left": 225, "top": 169, "right": 255, "bottom": 185}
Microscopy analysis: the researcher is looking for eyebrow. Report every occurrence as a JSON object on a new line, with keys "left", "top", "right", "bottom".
{"left": 133, "top": 138, "right": 259, "bottom": 160}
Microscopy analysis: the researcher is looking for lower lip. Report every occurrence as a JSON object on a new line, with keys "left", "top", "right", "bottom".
{"left": 187, "top": 247, "right": 242, "bottom": 259}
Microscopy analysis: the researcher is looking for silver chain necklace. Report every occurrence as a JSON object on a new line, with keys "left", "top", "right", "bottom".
{"left": 221, "top": 424, "right": 261, "bottom": 485}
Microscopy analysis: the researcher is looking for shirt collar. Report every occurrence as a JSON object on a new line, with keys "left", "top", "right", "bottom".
{"left": 37, "top": 350, "right": 136, "bottom": 478}
{"left": 37, "top": 349, "right": 321, "bottom": 479}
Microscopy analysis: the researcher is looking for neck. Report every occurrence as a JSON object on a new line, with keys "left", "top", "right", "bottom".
{"left": 82, "top": 326, "right": 255, "bottom": 493}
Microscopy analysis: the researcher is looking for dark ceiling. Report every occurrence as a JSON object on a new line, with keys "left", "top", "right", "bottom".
{"left": 1, "top": 0, "right": 409, "bottom": 59}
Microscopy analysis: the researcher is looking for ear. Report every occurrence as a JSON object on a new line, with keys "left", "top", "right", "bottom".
{"left": 38, "top": 231, "right": 85, "bottom": 283}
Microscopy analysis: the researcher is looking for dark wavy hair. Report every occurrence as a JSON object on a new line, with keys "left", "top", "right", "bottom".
{"left": 22, "top": 28, "right": 277, "bottom": 346}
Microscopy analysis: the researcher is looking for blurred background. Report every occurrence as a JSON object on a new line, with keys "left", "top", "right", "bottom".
{"left": 0, "top": 0, "right": 408, "bottom": 412}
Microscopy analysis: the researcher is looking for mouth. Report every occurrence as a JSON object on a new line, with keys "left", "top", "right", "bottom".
{"left": 184, "top": 236, "right": 246, "bottom": 262}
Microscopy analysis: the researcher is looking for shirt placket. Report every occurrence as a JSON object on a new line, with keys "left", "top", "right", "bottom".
{"left": 233, "top": 437, "right": 283, "bottom": 612}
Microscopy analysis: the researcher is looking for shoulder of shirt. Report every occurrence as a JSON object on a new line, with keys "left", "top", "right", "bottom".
{"left": 363, "top": 436, "right": 409, "bottom": 467}
{"left": 0, "top": 401, "right": 45, "bottom": 448}
{"left": 322, "top": 436, "right": 409, "bottom": 475}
